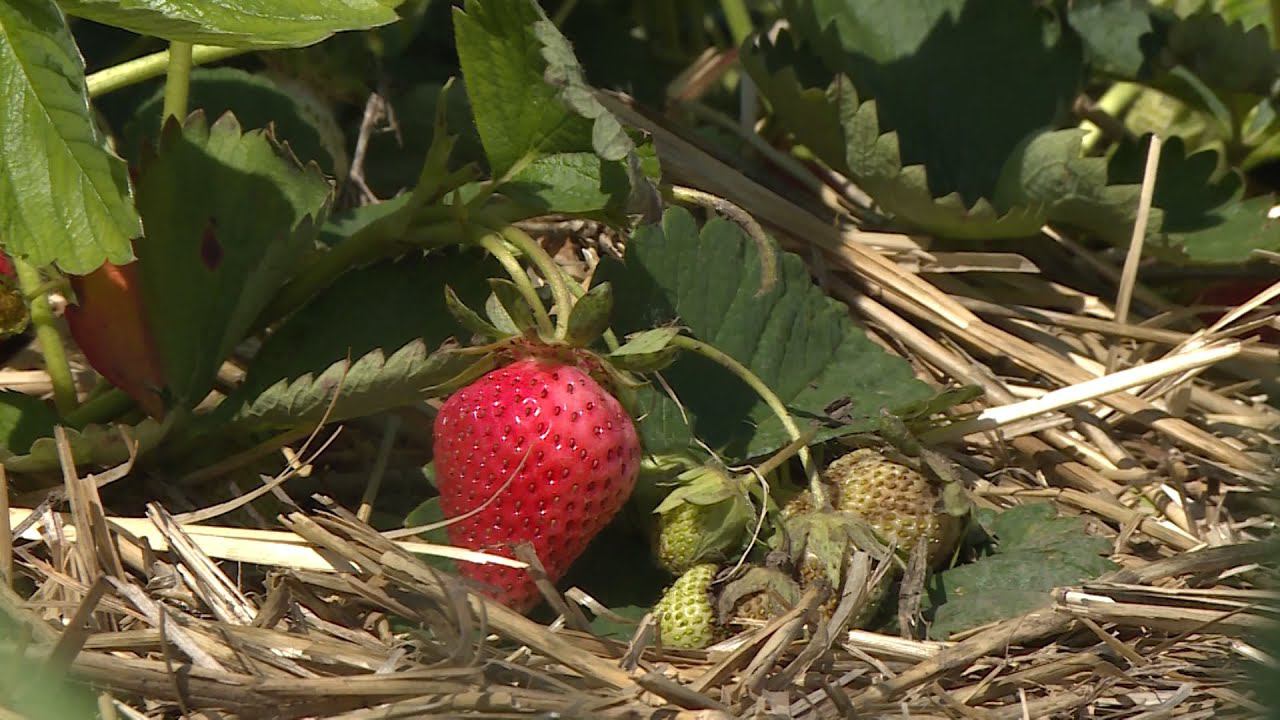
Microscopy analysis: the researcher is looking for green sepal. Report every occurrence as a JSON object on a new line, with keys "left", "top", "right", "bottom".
{"left": 607, "top": 327, "right": 681, "bottom": 372}
{"left": 716, "top": 566, "right": 801, "bottom": 623}
{"left": 484, "top": 279, "right": 537, "bottom": 335}
{"left": 445, "top": 284, "right": 503, "bottom": 340}
{"left": 564, "top": 281, "right": 613, "bottom": 347}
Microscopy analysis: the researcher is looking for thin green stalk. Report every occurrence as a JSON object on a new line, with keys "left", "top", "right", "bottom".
{"left": 62, "top": 388, "right": 134, "bottom": 429}
{"left": 669, "top": 334, "right": 824, "bottom": 505}
{"left": 14, "top": 260, "right": 77, "bottom": 415}
{"left": 496, "top": 225, "right": 575, "bottom": 341}
{"left": 719, "top": 0, "right": 753, "bottom": 46}
{"left": 87, "top": 45, "right": 247, "bottom": 98}
{"left": 476, "top": 232, "right": 555, "bottom": 337}
{"left": 162, "top": 42, "right": 195, "bottom": 120}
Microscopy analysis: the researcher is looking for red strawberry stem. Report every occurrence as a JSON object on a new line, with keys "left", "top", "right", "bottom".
{"left": 474, "top": 230, "right": 555, "bottom": 336}
{"left": 13, "top": 258, "right": 77, "bottom": 414}
{"left": 667, "top": 334, "right": 825, "bottom": 506}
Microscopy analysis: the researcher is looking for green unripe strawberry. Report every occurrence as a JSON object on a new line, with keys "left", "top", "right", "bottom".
{"left": 655, "top": 563, "right": 720, "bottom": 649}
{"left": 656, "top": 502, "right": 705, "bottom": 573}
{"left": 652, "top": 466, "right": 755, "bottom": 574}
{"left": 825, "top": 449, "right": 961, "bottom": 566}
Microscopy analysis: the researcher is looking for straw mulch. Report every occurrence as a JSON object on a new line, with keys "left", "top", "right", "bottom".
{"left": 1, "top": 90, "right": 1278, "bottom": 719}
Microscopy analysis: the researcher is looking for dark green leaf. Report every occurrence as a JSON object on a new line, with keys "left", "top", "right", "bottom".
{"left": 453, "top": 0, "right": 595, "bottom": 177}
{"left": 124, "top": 67, "right": 348, "bottom": 178}
{"left": 229, "top": 251, "right": 498, "bottom": 427}
{"left": 588, "top": 605, "right": 649, "bottom": 641}
{"left": 0, "top": 0, "right": 140, "bottom": 274}
{"left": 924, "top": 503, "right": 1116, "bottom": 639}
{"left": 133, "top": 112, "right": 331, "bottom": 409}
{"left": 784, "top": 0, "right": 1083, "bottom": 205}
{"left": 1067, "top": 0, "right": 1163, "bottom": 78}
{"left": 445, "top": 285, "right": 502, "bottom": 339}
{"left": 453, "top": 0, "right": 647, "bottom": 221}
{"left": 0, "top": 392, "right": 58, "bottom": 455}
{"left": 1108, "top": 135, "right": 1280, "bottom": 263}
{"left": 3, "top": 418, "right": 167, "bottom": 473}
{"left": 565, "top": 282, "right": 613, "bottom": 346}
{"left": 531, "top": 16, "right": 634, "bottom": 160}
{"left": 232, "top": 340, "right": 493, "bottom": 428}
{"left": 501, "top": 152, "right": 632, "bottom": 215}
{"left": 58, "top": 0, "right": 403, "bottom": 48}
{"left": 596, "top": 208, "right": 934, "bottom": 460}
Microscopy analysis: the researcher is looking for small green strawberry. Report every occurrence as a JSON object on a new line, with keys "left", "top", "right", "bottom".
{"left": 655, "top": 563, "right": 720, "bottom": 649}
{"left": 653, "top": 465, "right": 755, "bottom": 574}
{"left": 825, "top": 449, "right": 961, "bottom": 566}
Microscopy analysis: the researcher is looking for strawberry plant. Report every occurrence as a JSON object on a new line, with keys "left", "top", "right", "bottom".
{"left": 0, "top": 1, "right": 1274, "bottom": 715}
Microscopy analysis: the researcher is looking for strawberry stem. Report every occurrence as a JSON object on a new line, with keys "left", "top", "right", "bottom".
{"left": 475, "top": 231, "right": 555, "bottom": 337}
{"left": 87, "top": 45, "right": 247, "bottom": 98}
{"left": 162, "top": 41, "right": 194, "bottom": 121}
{"left": 496, "top": 226, "right": 575, "bottom": 341}
{"left": 668, "top": 334, "right": 825, "bottom": 505}
{"left": 14, "top": 259, "right": 77, "bottom": 415}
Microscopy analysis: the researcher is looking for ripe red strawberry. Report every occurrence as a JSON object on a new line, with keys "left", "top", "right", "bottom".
{"left": 432, "top": 355, "right": 641, "bottom": 611}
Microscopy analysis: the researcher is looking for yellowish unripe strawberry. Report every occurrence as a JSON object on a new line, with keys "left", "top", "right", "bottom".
{"left": 825, "top": 449, "right": 961, "bottom": 566}
{"left": 654, "top": 564, "right": 719, "bottom": 649}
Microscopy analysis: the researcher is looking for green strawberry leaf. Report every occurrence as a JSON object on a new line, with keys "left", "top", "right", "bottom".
{"left": 1162, "top": 9, "right": 1279, "bottom": 97}
{"left": 134, "top": 112, "right": 331, "bottom": 410}
{"left": 57, "top": 0, "right": 403, "bottom": 49}
{"left": 596, "top": 207, "right": 934, "bottom": 461}
{"left": 0, "top": 0, "right": 141, "bottom": 275}
{"left": 453, "top": 0, "right": 596, "bottom": 178}
{"left": 746, "top": 3, "right": 1159, "bottom": 244}
{"left": 501, "top": 152, "right": 633, "bottom": 216}
{"left": 2, "top": 418, "right": 167, "bottom": 473}
{"left": 782, "top": 0, "right": 1083, "bottom": 206}
{"left": 1067, "top": 0, "right": 1162, "bottom": 79}
{"left": 0, "top": 392, "right": 59, "bottom": 456}
{"left": 227, "top": 251, "right": 498, "bottom": 428}
{"left": 1104, "top": 134, "right": 1280, "bottom": 263}
{"left": 588, "top": 605, "right": 650, "bottom": 642}
{"left": 924, "top": 503, "right": 1116, "bottom": 640}
{"left": 359, "top": 82, "right": 486, "bottom": 199}
{"left": 124, "top": 67, "right": 348, "bottom": 179}
{"left": 452, "top": 0, "right": 651, "bottom": 220}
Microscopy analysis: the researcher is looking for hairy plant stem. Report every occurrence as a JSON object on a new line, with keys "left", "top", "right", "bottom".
{"left": 476, "top": 232, "right": 555, "bottom": 337}
{"left": 668, "top": 334, "right": 824, "bottom": 505}
{"left": 494, "top": 225, "right": 575, "bottom": 341}
{"left": 14, "top": 260, "right": 77, "bottom": 415}
{"left": 161, "top": 42, "right": 195, "bottom": 120}
{"left": 87, "top": 45, "right": 247, "bottom": 98}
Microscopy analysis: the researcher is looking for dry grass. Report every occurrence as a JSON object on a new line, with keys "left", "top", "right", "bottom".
{"left": 0, "top": 83, "right": 1277, "bottom": 718}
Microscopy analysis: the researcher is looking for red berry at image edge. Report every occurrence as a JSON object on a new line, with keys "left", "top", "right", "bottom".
{"left": 432, "top": 356, "right": 642, "bottom": 612}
